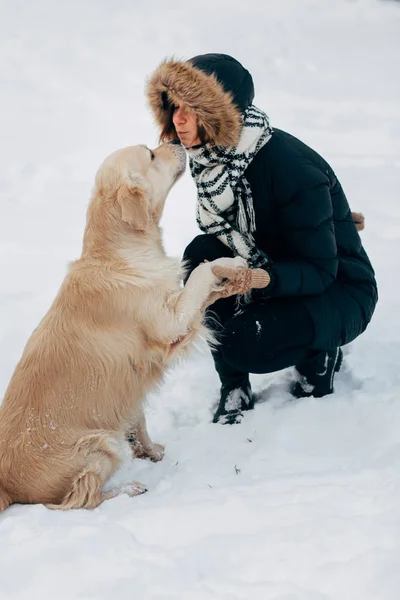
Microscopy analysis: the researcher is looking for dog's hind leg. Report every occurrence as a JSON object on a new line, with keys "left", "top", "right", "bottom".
{"left": 47, "top": 432, "right": 147, "bottom": 510}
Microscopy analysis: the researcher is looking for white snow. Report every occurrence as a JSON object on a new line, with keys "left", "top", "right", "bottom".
{"left": 1, "top": 0, "right": 400, "bottom": 598}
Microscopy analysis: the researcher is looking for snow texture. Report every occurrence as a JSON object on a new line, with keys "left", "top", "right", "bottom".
{"left": 0, "top": 0, "right": 399, "bottom": 599}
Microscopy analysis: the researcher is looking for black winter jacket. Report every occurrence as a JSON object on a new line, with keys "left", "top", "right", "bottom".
{"left": 147, "top": 53, "right": 377, "bottom": 349}
{"left": 246, "top": 128, "right": 377, "bottom": 348}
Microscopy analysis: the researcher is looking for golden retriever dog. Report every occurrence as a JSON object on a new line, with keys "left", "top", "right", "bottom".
{"left": 0, "top": 142, "right": 246, "bottom": 512}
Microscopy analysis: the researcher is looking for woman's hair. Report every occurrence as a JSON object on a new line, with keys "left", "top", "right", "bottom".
{"left": 158, "top": 104, "right": 175, "bottom": 143}
{"left": 197, "top": 124, "right": 208, "bottom": 145}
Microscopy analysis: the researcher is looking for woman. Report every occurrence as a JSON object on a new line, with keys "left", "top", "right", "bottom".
{"left": 146, "top": 53, "right": 377, "bottom": 425}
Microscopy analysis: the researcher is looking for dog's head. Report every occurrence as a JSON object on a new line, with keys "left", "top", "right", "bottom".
{"left": 94, "top": 143, "right": 186, "bottom": 232}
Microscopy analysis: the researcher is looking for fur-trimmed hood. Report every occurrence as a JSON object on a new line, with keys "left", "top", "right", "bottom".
{"left": 146, "top": 54, "right": 255, "bottom": 148}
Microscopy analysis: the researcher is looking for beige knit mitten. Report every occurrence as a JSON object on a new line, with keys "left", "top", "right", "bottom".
{"left": 204, "top": 266, "right": 270, "bottom": 307}
{"left": 351, "top": 211, "right": 365, "bottom": 231}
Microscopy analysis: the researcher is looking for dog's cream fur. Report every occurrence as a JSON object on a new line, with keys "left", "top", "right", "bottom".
{"left": 0, "top": 143, "right": 245, "bottom": 511}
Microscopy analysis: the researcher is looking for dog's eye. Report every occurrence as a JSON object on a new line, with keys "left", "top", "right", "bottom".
{"left": 150, "top": 151, "right": 155, "bottom": 161}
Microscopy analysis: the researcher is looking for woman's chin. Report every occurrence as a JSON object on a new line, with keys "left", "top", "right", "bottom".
{"left": 179, "top": 136, "right": 201, "bottom": 149}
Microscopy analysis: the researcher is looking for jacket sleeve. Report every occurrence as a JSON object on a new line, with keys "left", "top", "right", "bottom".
{"left": 264, "top": 172, "right": 338, "bottom": 298}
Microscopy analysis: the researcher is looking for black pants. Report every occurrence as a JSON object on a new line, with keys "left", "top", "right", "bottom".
{"left": 183, "top": 235, "right": 316, "bottom": 387}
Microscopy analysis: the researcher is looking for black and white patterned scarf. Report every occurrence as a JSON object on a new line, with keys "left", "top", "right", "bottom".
{"left": 188, "top": 105, "right": 273, "bottom": 268}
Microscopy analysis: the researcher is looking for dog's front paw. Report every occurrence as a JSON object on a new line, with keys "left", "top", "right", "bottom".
{"left": 147, "top": 443, "right": 165, "bottom": 462}
{"left": 131, "top": 439, "right": 165, "bottom": 462}
{"left": 211, "top": 256, "right": 247, "bottom": 270}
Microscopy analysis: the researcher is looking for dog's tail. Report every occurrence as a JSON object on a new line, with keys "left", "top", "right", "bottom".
{"left": 0, "top": 484, "right": 12, "bottom": 513}
{"left": 46, "top": 432, "right": 122, "bottom": 511}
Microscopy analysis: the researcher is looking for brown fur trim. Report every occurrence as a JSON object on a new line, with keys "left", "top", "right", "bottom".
{"left": 146, "top": 58, "right": 243, "bottom": 147}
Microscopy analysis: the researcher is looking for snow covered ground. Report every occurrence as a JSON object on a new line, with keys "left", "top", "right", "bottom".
{"left": 0, "top": 0, "right": 399, "bottom": 598}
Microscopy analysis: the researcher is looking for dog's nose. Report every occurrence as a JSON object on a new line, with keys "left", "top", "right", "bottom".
{"left": 169, "top": 138, "right": 182, "bottom": 145}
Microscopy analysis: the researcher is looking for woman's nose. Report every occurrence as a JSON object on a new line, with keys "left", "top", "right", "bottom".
{"left": 174, "top": 107, "right": 187, "bottom": 124}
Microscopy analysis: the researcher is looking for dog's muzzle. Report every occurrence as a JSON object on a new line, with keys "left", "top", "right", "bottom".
{"left": 168, "top": 141, "right": 187, "bottom": 176}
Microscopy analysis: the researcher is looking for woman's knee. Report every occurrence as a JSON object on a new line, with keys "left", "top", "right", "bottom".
{"left": 183, "top": 234, "right": 233, "bottom": 269}
{"left": 216, "top": 301, "right": 314, "bottom": 374}
{"left": 217, "top": 320, "right": 260, "bottom": 373}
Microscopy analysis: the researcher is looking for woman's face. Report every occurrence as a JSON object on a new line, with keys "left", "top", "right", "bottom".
{"left": 172, "top": 104, "right": 201, "bottom": 148}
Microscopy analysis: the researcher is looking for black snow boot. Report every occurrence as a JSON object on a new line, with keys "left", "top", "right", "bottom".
{"left": 213, "top": 378, "right": 254, "bottom": 425}
{"left": 291, "top": 348, "right": 343, "bottom": 399}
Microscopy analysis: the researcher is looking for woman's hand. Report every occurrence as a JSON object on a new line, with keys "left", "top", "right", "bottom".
{"left": 205, "top": 265, "right": 270, "bottom": 306}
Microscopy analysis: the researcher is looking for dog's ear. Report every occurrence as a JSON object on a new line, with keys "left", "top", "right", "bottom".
{"left": 117, "top": 180, "right": 150, "bottom": 231}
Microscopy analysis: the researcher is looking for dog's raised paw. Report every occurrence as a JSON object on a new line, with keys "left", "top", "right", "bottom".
{"left": 231, "top": 256, "right": 248, "bottom": 268}
{"left": 212, "top": 256, "right": 247, "bottom": 269}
